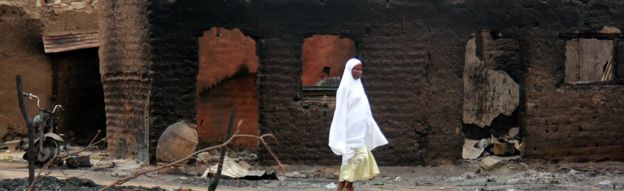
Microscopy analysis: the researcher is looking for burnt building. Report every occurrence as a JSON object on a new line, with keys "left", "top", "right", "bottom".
{"left": 0, "top": 1, "right": 105, "bottom": 148}
{"left": 97, "top": 0, "right": 623, "bottom": 165}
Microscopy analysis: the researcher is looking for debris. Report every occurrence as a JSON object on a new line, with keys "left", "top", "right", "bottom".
{"left": 4, "top": 140, "right": 21, "bottom": 152}
{"left": 201, "top": 156, "right": 267, "bottom": 179}
{"left": 197, "top": 152, "right": 214, "bottom": 164}
{"left": 394, "top": 176, "right": 402, "bottom": 181}
{"left": 110, "top": 159, "right": 143, "bottom": 177}
{"left": 492, "top": 142, "right": 515, "bottom": 156}
{"left": 232, "top": 150, "right": 259, "bottom": 165}
{"left": 0, "top": 151, "right": 26, "bottom": 161}
{"left": 462, "top": 139, "right": 490, "bottom": 159}
{"left": 325, "top": 182, "right": 337, "bottom": 189}
{"left": 371, "top": 181, "right": 385, "bottom": 186}
{"left": 70, "top": 2, "right": 87, "bottom": 9}
{"left": 312, "top": 167, "right": 339, "bottom": 179}
{"left": 598, "top": 180, "right": 616, "bottom": 189}
{"left": 65, "top": 156, "right": 92, "bottom": 168}
{"left": 285, "top": 171, "right": 307, "bottom": 178}
{"left": 0, "top": 176, "right": 167, "bottom": 191}
{"left": 480, "top": 156, "right": 520, "bottom": 171}
{"left": 507, "top": 127, "right": 519, "bottom": 138}
{"left": 91, "top": 160, "right": 115, "bottom": 171}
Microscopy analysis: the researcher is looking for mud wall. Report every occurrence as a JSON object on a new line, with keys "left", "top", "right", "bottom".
{"left": 142, "top": 0, "right": 624, "bottom": 165}
{"left": 0, "top": 5, "right": 53, "bottom": 142}
{"left": 99, "top": 0, "right": 152, "bottom": 162}
{"left": 147, "top": 0, "right": 458, "bottom": 165}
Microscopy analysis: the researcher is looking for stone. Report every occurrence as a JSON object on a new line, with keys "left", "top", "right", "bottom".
{"left": 508, "top": 127, "right": 519, "bottom": 138}
{"left": 462, "top": 139, "right": 489, "bottom": 159}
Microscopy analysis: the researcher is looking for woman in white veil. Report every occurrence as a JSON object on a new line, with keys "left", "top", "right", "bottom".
{"left": 328, "top": 58, "right": 388, "bottom": 191}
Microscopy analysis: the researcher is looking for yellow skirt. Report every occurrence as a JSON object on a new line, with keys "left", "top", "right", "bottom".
{"left": 339, "top": 147, "right": 380, "bottom": 182}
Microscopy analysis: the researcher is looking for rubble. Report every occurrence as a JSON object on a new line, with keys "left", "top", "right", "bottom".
{"left": 598, "top": 180, "right": 619, "bottom": 190}
{"left": 462, "top": 139, "right": 489, "bottom": 159}
{"left": 325, "top": 182, "right": 337, "bottom": 189}
{"left": 284, "top": 171, "right": 308, "bottom": 178}
{"left": 492, "top": 142, "right": 515, "bottom": 156}
{"left": 65, "top": 156, "right": 92, "bottom": 168}
{"left": 3, "top": 140, "right": 20, "bottom": 152}
{"left": 0, "top": 176, "right": 166, "bottom": 191}
{"left": 480, "top": 156, "right": 521, "bottom": 171}
{"left": 200, "top": 156, "right": 269, "bottom": 179}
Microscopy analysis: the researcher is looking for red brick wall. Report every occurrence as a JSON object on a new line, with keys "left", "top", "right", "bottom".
{"left": 196, "top": 28, "right": 259, "bottom": 149}
{"left": 301, "top": 35, "right": 354, "bottom": 86}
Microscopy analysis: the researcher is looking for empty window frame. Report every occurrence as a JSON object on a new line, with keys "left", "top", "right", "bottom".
{"left": 301, "top": 35, "right": 355, "bottom": 96}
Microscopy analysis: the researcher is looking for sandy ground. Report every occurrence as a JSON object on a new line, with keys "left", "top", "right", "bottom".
{"left": 1, "top": 152, "right": 623, "bottom": 191}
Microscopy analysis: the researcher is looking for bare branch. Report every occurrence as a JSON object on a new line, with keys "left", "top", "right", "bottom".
{"left": 97, "top": 133, "right": 281, "bottom": 191}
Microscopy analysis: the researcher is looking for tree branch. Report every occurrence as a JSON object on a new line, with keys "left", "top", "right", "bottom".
{"left": 97, "top": 133, "right": 281, "bottom": 191}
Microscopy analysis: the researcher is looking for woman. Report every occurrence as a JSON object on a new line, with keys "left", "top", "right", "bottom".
{"left": 329, "top": 58, "right": 388, "bottom": 191}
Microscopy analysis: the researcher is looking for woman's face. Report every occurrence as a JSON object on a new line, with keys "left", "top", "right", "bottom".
{"left": 352, "top": 64, "right": 363, "bottom": 79}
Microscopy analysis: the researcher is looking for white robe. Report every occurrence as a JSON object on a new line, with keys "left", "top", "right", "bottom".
{"left": 328, "top": 58, "right": 388, "bottom": 162}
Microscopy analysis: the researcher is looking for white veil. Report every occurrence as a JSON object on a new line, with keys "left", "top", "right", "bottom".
{"left": 328, "top": 58, "right": 388, "bottom": 161}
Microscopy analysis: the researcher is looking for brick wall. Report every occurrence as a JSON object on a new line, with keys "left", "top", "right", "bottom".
{"left": 196, "top": 28, "right": 260, "bottom": 150}
{"left": 522, "top": 34, "right": 624, "bottom": 161}
{"left": 141, "top": 0, "right": 624, "bottom": 164}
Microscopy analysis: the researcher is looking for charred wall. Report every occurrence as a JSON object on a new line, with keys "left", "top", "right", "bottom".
{"left": 144, "top": 0, "right": 624, "bottom": 164}
{"left": 98, "top": 0, "right": 152, "bottom": 162}
{"left": 148, "top": 0, "right": 460, "bottom": 165}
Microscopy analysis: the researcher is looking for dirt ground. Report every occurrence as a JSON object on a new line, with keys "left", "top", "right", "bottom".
{"left": 0, "top": 153, "right": 624, "bottom": 190}
{"left": 0, "top": 152, "right": 623, "bottom": 190}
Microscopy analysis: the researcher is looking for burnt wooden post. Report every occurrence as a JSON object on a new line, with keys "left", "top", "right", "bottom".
{"left": 16, "top": 75, "right": 35, "bottom": 184}
{"left": 208, "top": 108, "right": 236, "bottom": 191}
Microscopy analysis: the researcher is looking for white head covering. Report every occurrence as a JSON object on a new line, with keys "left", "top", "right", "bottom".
{"left": 328, "top": 58, "right": 388, "bottom": 162}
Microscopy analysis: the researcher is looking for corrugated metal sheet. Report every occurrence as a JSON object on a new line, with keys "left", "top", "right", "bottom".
{"left": 42, "top": 32, "right": 99, "bottom": 53}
